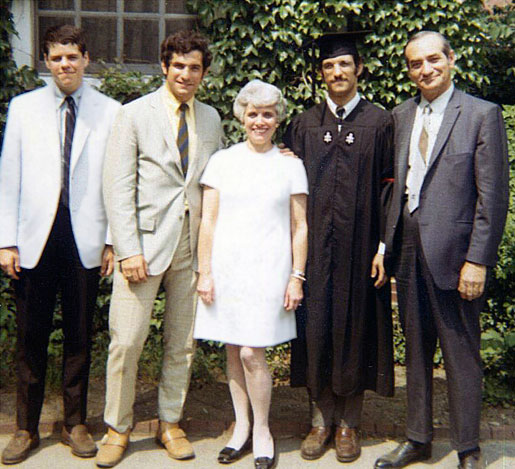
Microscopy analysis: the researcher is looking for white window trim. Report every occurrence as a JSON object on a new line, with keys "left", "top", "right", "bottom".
{"left": 11, "top": 0, "right": 196, "bottom": 74}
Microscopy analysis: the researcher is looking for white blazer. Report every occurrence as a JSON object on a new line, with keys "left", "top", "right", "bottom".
{"left": 0, "top": 83, "right": 121, "bottom": 269}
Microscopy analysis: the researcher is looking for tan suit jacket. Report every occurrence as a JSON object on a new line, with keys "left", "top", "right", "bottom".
{"left": 103, "top": 86, "right": 223, "bottom": 274}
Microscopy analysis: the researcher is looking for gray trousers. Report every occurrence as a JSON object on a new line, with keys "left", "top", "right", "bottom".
{"left": 395, "top": 204, "right": 484, "bottom": 452}
{"left": 310, "top": 387, "right": 364, "bottom": 428}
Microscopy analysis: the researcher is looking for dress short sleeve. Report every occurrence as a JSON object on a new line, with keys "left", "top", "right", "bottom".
{"left": 290, "top": 158, "right": 309, "bottom": 195}
{"left": 200, "top": 150, "right": 224, "bottom": 189}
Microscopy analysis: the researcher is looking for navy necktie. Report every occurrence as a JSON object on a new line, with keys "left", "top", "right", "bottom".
{"left": 62, "top": 96, "right": 76, "bottom": 207}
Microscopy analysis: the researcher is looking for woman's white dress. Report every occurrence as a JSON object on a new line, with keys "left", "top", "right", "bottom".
{"left": 193, "top": 142, "right": 308, "bottom": 347}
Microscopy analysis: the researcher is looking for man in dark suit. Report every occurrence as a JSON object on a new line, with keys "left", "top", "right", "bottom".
{"left": 375, "top": 31, "right": 509, "bottom": 469}
{"left": 0, "top": 25, "right": 120, "bottom": 464}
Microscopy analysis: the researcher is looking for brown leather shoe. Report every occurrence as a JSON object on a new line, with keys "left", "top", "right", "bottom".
{"left": 62, "top": 424, "right": 97, "bottom": 458}
{"left": 95, "top": 427, "right": 130, "bottom": 468}
{"left": 1, "top": 430, "right": 40, "bottom": 465}
{"left": 300, "top": 426, "right": 331, "bottom": 460}
{"left": 155, "top": 421, "right": 195, "bottom": 460}
{"left": 334, "top": 426, "right": 361, "bottom": 463}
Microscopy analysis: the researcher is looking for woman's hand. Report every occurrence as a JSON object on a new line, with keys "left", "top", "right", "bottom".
{"left": 197, "top": 272, "right": 215, "bottom": 305}
{"left": 284, "top": 276, "right": 304, "bottom": 311}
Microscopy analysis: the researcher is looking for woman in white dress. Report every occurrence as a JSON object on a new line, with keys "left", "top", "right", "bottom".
{"left": 194, "top": 80, "right": 308, "bottom": 469}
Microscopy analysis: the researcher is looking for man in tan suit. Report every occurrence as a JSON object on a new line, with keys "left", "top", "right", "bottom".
{"left": 96, "top": 31, "right": 223, "bottom": 468}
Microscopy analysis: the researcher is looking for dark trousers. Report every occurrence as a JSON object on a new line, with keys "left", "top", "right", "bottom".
{"left": 13, "top": 204, "right": 100, "bottom": 433}
{"left": 310, "top": 387, "right": 364, "bottom": 428}
{"left": 394, "top": 204, "right": 484, "bottom": 453}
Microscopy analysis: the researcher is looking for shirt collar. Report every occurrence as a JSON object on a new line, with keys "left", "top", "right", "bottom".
{"left": 163, "top": 82, "right": 196, "bottom": 113}
{"left": 420, "top": 83, "right": 454, "bottom": 114}
{"left": 52, "top": 81, "right": 84, "bottom": 109}
{"left": 326, "top": 92, "right": 361, "bottom": 119}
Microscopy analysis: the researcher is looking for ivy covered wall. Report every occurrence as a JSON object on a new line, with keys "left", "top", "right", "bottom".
{"left": 187, "top": 0, "right": 511, "bottom": 142}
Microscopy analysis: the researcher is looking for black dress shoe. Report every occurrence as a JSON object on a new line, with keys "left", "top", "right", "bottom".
{"left": 254, "top": 439, "right": 276, "bottom": 469}
{"left": 218, "top": 435, "right": 252, "bottom": 464}
{"left": 254, "top": 455, "right": 276, "bottom": 469}
{"left": 374, "top": 440, "right": 432, "bottom": 468}
{"left": 458, "top": 451, "right": 484, "bottom": 469}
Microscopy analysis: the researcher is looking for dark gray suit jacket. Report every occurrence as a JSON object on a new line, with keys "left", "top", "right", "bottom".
{"left": 385, "top": 88, "right": 509, "bottom": 290}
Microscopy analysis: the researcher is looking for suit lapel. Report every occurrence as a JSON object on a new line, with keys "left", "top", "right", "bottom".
{"left": 40, "top": 86, "right": 61, "bottom": 166}
{"left": 154, "top": 87, "right": 183, "bottom": 174}
{"left": 396, "top": 99, "right": 418, "bottom": 188}
{"left": 70, "top": 85, "right": 92, "bottom": 176}
{"left": 426, "top": 89, "right": 461, "bottom": 171}
{"left": 185, "top": 99, "right": 205, "bottom": 185}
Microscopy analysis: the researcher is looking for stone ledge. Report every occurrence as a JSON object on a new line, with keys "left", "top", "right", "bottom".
{"left": 1, "top": 419, "right": 514, "bottom": 441}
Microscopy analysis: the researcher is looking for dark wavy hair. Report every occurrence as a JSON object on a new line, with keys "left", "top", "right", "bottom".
{"left": 160, "top": 30, "right": 212, "bottom": 71}
{"left": 43, "top": 24, "right": 87, "bottom": 56}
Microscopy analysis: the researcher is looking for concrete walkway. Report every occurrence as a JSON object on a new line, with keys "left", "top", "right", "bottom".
{"left": 1, "top": 434, "right": 514, "bottom": 469}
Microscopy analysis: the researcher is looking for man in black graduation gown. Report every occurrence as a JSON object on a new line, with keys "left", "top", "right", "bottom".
{"left": 283, "top": 32, "right": 394, "bottom": 463}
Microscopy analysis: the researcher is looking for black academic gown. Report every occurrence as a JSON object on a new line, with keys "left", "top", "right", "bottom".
{"left": 284, "top": 99, "right": 394, "bottom": 399}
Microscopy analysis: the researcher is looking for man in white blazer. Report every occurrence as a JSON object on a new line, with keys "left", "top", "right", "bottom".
{"left": 97, "top": 31, "right": 223, "bottom": 468}
{"left": 0, "top": 25, "right": 120, "bottom": 465}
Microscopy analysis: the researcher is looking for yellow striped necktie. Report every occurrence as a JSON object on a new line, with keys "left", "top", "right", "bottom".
{"left": 177, "top": 103, "right": 189, "bottom": 175}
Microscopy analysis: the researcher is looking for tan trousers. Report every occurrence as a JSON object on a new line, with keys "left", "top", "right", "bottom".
{"left": 104, "top": 219, "right": 196, "bottom": 432}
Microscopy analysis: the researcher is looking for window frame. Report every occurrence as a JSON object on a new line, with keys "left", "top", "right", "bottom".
{"left": 35, "top": 0, "right": 198, "bottom": 74}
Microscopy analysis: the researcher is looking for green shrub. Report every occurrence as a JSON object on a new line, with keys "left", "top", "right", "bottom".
{"left": 479, "top": 105, "right": 515, "bottom": 406}
{"left": 484, "top": 105, "right": 515, "bottom": 332}
{"left": 0, "top": 274, "right": 16, "bottom": 386}
{"left": 95, "top": 64, "right": 162, "bottom": 104}
{"left": 481, "top": 330, "right": 515, "bottom": 406}
{"left": 0, "top": 1, "right": 43, "bottom": 146}
{"left": 480, "top": 5, "right": 515, "bottom": 105}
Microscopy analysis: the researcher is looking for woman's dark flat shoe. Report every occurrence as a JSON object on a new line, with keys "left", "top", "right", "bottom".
{"left": 217, "top": 435, "right": 252, "bottom": 464}
{"left": 254, "top": 438, "right": 276, "bottom": 469}
{"left": 254, "top": 455, "right": 276, "bottom": 469}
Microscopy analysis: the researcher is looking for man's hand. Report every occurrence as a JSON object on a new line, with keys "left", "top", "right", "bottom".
{"left": 0, "top": 247, "right": 21, "bottom": 280}
{"left": 277, "top": 143, "right": 299, "bottom": 159}
{"left": 371, "top": 253, "right": 388, "bottom": 288}
{"left": 458, "top": 261, "right": 487, "bottom": 301}
{"left": 197, "top": 272, "right": 215, "bottom": 305}
{"left": 100, "top": 245, "right": 115, "bottom": 277}
{"left": 121, "top": 254, "right": 149, "bottom": 283}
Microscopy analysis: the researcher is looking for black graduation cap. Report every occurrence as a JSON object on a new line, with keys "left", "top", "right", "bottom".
{"left": 315, "top": 31, "right": 370, "bottom": 61}
{"left": 302, "top": 30, "right": 371, "bottom": 100}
